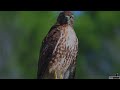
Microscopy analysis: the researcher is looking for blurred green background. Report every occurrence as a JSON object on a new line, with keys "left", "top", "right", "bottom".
{"left": 0, "top": 11, "right": 120, "bottom": 79}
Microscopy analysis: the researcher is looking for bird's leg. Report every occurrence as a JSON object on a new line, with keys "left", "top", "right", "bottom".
{"left": 60, "top": 71, "right": 63, "bottom": 79}
{"left": 60, "top": 74, "right": 63, "bottom": 79}
{"left": 54, "top": 71, "right": 58, "bottom": 79}
{"left": 54, "top": 70, "right": 63, "bottom": 79}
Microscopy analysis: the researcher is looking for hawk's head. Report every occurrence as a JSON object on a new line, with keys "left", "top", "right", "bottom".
{"left": 57, "top": 11, "right": 74, "bottom": 27}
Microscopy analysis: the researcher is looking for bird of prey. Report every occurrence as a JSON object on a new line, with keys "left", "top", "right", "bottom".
{"left": 37, "top": 11, "right": 78, "bottom": 79}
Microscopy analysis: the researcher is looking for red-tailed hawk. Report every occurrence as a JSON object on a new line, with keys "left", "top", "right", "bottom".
{"left": 37, "top": 11, "right": 78, "bottom": 79}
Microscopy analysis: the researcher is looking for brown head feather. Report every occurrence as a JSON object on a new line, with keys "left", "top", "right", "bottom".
{"left": 57, "top": 11, "right": 74, "bottom": 27}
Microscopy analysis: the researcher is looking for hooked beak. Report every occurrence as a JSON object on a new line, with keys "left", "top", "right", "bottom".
{"left": 65, "top": 16, "right": 70, "bottom": 20}
{"left": 65, "top": 16, "right": 70, "bottom": 24}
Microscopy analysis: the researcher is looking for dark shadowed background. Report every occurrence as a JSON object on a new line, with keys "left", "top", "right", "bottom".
{"left": 0, "top": 11, "right": 120, "bottom": 79}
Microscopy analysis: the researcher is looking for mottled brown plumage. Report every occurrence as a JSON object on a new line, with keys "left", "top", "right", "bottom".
{"left": 37, "top": 11, "right": 78, "bottom": 79}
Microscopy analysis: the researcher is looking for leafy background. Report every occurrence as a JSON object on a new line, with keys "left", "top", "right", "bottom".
{"left": 0, "top": 11, "right": 120, "bottom": 79}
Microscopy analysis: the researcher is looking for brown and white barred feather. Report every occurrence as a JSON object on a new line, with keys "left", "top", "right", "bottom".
{"left": 37, "top": 24, "right": 78, "bottom": 79}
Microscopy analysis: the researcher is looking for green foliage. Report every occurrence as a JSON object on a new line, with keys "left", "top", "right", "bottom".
{"left": 0, "top": 11, "right": 120, "bottom": 79}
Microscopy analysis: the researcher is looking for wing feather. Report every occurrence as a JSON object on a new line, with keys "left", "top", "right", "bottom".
{"left": 37, "top": 25, "right": 61, "bottom": 79}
